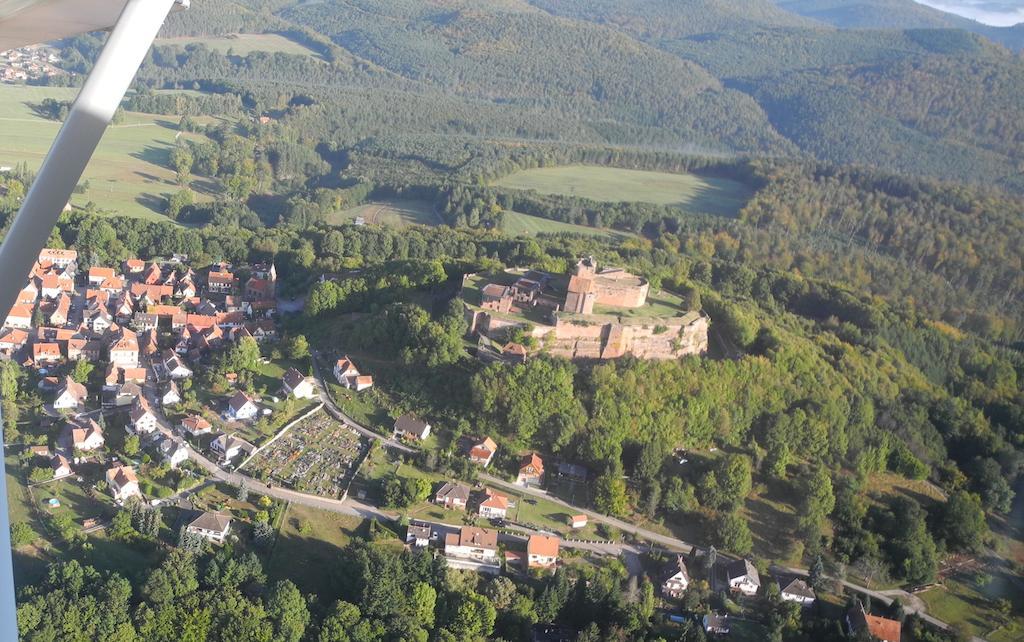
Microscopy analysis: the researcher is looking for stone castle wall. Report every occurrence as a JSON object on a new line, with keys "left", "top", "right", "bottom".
{"left": 591, "top": 279, "right": 649, "bottom": 308}
{"left": 467, "top": 307, "right": 709, "bottom": 361}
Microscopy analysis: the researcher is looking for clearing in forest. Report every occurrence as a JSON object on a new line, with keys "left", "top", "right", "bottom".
{"left": 156, "top": 33, "right": 324, "bottom": 59}
{"left": 494, "top": 164, "right": 754, "bottom": 217}
{"left": 328, "top": 199, "right": 443, "bottom": 228}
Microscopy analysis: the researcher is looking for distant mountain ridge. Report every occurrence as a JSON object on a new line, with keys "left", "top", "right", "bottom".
{"left": 772, "top": 0, "right": 1024, "bottom": 48}
{"left": 155, "top": 0, "right": 1024, "bottom": 190}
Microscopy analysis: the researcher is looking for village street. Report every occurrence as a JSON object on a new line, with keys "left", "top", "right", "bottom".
{"left": 137, "top": 364, "right": 981, "bottom": 641}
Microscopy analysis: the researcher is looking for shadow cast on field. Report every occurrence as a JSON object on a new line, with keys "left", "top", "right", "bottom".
{"left": 544, "top": 511, "right": 570, "bottom": 525}
{"left": 13, "top": 548, "right": 51, "bottom": 589}
{"left": 136, "top": 192, "right": 168, "bottom": 213}
{"left": 745, "top": 496, "right": 795, "bottom": 559}
{"left": 894, "top": 485, "right": 942, "bottom": 508}
{"left": 668, "top": 176, "right": 753, "bottom": 219}
{"left": 190, "top": 177, "right": 220, "bottom": 195}
{"left": 134, "top": 171, "right": 170, "bottom": 184}
{"left": 266, "top": 527, "right": 360, "bottom": 596}
{"left": 130, "top": 143, "right": 172, "bottom": 168}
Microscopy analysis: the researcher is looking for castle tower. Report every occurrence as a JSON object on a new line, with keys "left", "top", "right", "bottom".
{"left": 564, "top": 275, "right": 596, "bottom": 315}
{"left": 575, "top": 256, "right": 597, "bottom": 278}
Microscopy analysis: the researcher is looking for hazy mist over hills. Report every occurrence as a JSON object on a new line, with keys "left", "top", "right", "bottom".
{"left": 914, "top": 0, "right": 1024, "bottom": 26}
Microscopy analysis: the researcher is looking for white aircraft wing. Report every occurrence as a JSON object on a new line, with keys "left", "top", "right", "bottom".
{"left": 0, "top": 0, "right": 130, "bottom": 51}
{"left": 0, "top": 0, "right": 186, "bottom": 51}
{"left": 0, "top": 0, "right": 187, "bottom": 637}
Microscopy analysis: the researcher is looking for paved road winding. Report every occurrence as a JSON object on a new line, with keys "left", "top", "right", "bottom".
{"left": 309, "top": 350, "right": 414, "bottom": 453}
{"left": 139, "top": 361, "right": 980, "bottom": 640}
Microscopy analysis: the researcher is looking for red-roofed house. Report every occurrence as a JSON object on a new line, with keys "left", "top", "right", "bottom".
{"left": 468, "top": 437, "right": 497, "bottom": 468}
{"left": 334, "top": 357, "right": 358, "bottom": 382}
{"left": 106, "top": 465, "right": 141, "bottom": 502}
{"left": 181, "top": 415, "right": 213, "bottom": 436}
{"left": 5, "top": 304, "right": 33, "bottom": 329}
{"left": 48, "top": 294, "right": 71, "bottom": 326}
{"left": 847, "top": 603, "right": 900, "bottom": 642}
{"left": 208, "top": 270, "right": 234, "bottom": 294}
{"left": 38, "top": 273, "right": 61, "bottom": 299}
{"left": 477, "top": 488, "right": 509, "bottom": 520}
{"left": 516, "top": 453, "right": 544, "bottom": 487}
{"left": 526, "top": 535, "right": 560, "bottom": 569}
{"left": 0, "top": 328, "right": 29, "bottom": 354}
{"left": 53, "top": 376, "right": 88, "bottom": 410}
{"left": 129, "top": 398, "right": 159, "bottom": 435}
{"left": 39, "top": 248, "right": 77, "bottom": 268}
{"left": 64, "top": 419, "right": 104, "bottom": 452}
{"left": 88, "top": 266, "right": 116, "bottom": 286}
{"left": 33, "top": 342, "right": 61, "bottom": 365}
{"left": 51, "top": 454, "right": 73, "bottom": 478}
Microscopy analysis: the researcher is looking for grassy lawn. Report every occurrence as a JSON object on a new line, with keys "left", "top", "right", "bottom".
{"left": 254, "top": 357, "right": 304, "bottom": 394}
{"left": 918, "top": 571, "right": 1024, "bottom": 641}
{"left": 0, "top": 85, "right": 216, "bottom": 219}
{"left": 493, "top": 165, "right": 754, "bottom": 217}
{"left": 192, "top": 482, "right": 266, "bottom": 520}
{"left": 156, "top": 33, "right": 324, "bottom": 59}
{"left": 5, "top": 454, "right": 35, "bottom": 525}
{"left": 864, "top": 472, "right": 946, "bottom": 507}
{"left": 327, "top": 199, "right": 442, "bottom": 228}
{"left": 729, "top": 619, "right": 769, "bottom": 642}
{"left": 509, "top": 491, "right": 591, "bottom": 536}
{"left": 502, "top": 210, "right": 632, "bottom": 240}
{"left": 7, "top": 454, "right": 53, "bottom": 586}
{"left": 742, "top": 480, "right": 801, "bottom": 563}
{"left": 328, "top": 383, "right": 394, "bottom": 433}
{"left": 593, "top": 288, "right": 688, "bottom": 319}
{"left": 30, "top": 477, "right": 112, "bottom": 525}
{"left": 266, "top": 503, "right": 365, "bottom": 596}
{"left": 83, "top": 531, "right": 166, "bottom": 586}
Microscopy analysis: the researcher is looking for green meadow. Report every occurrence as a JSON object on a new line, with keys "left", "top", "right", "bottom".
{"left": 494, "top": 164, "right": 754, "bottom": 216}
{"left": 0, "top": 85, "right": 216, "bottom": 220}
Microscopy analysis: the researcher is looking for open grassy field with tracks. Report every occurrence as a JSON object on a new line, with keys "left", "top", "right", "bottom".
{"left": 327, "top": 199, "right": 443, "bottom": 228}
{"left": 494, "top": 165, "right": 754, "bottom": 216}
{"left": 329, "top": 198, "right": 631, "bottom": 240}
{"left": 502, "top": 210, "right": 633, "bottom": 240}
{"left": 156, "top": 33, "right": 324, "bottom": 59}
{"left": 0, "top": 85, "right": 216, "bottom": 220}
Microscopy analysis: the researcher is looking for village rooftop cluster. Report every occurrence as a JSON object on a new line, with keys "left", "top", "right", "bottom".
{"left": 3, "top": 248, "right": 309, "bottom": 501}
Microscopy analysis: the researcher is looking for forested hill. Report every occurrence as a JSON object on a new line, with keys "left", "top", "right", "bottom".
{"left": 771, "top": 0, "right": 1024, "bottom": 49}
{"left": 277, "top": 0, "right": 793, "bottom": 155}
{"left": 148, "top": 0, "right": 1024, "bottom": 189}
{"left": 738, "top": 48, "right": 1024, "bottom": 190}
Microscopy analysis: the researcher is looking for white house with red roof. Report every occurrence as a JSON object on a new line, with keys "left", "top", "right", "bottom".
{"left": 106, "top": 465, "right": 141, "bottom": 502}
{"left": 468, "top": 437, "right": 498, "bottom": 467}
{"left": 5, "top": 304, "right": 32, "bottom": 329}
{"left": 53, "top": 376, "right": 88, "bottom": 410}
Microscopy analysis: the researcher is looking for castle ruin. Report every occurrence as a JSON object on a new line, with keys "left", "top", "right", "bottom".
{"left": 464, "top": 259, "right": 708, "bottom": 361}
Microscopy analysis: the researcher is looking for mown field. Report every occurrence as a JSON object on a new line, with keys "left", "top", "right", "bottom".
{"left": 329, "top": 198, "right": 631, "bottom": 240}
{"left": 0, "top": 85, "right": 215, "bottom": 220}
{"left": 266, "top": 503, "right": 366, "bottom": 596}
{"left": 156, "top": 33, "right": 323, "bottom": 59}
{"left": 328, "top": 199, "right": 442, "bottom": 228}
{"left": 494, "top": 165, "right": 754, "bottom": 217}
{"left": 502, "top": 210, "right": 633, "bottom": 240}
